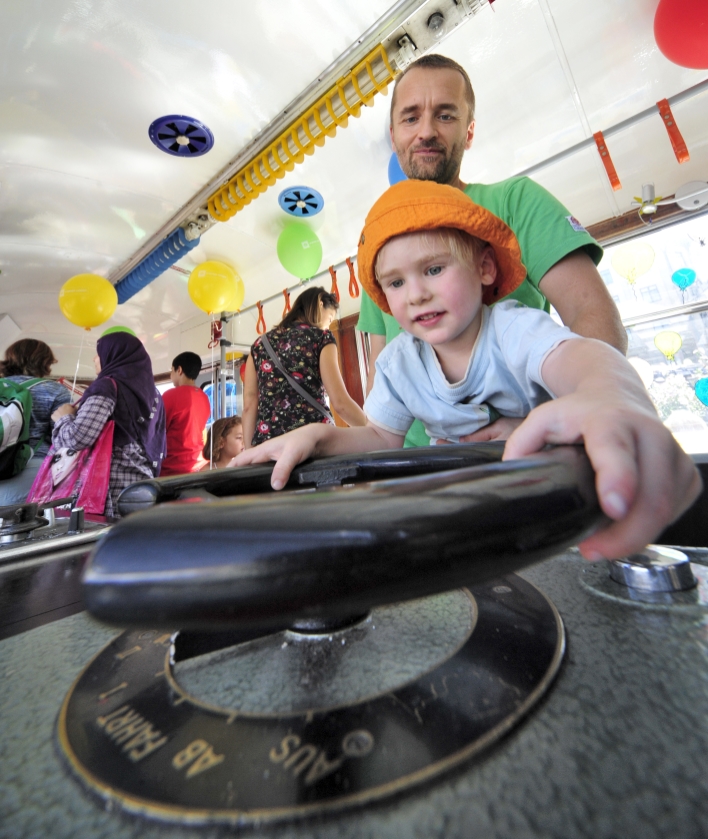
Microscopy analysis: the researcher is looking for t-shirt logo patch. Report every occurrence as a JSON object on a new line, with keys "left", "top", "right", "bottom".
{"left": 566, "top": 215, "right": 586, "bottom": 232}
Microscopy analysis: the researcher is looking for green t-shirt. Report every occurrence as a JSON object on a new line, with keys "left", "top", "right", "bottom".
{"left": 356, "top": 176, "right": 603, "bottom": 447}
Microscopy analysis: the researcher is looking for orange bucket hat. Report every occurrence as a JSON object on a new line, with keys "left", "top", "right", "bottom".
{"left": 357, "top": 180, "right": 527, "bottom": 315}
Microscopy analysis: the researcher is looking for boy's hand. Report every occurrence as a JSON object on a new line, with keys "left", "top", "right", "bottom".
{"left": 503, "top": 388, "right": 701, "bottom": 561}
{"left": 232, "top": 424, "right": 330, "bottom": 490}
{"left": 458, "top": 416, "right": 523, "bottom": 442}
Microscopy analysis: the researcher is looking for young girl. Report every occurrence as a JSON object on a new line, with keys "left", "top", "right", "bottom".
{"left": 235, "top": 180, "right": 701, "bottom": 562}
{"left": 200, "top": 416, "right": 244, "bottom": 470}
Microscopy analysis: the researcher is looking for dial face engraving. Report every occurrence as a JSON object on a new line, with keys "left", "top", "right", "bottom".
{"left": 57, "top": 575, "right": 563, "bottom": 826}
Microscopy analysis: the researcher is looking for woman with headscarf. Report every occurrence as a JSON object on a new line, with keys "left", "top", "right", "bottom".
{"left": 50, "top": 332, "right": 166, "bottom": 517}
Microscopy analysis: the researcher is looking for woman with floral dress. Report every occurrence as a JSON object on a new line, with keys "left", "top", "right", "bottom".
{"left": 242, "top": 287, "right": 365, "bottom": 447}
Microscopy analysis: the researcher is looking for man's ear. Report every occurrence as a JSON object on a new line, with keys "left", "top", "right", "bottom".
{"left": 465, "top": 120, "right": 475, "bottom": 151}
{"left": 479, "top": 246, "right": 497, "bottom": 287}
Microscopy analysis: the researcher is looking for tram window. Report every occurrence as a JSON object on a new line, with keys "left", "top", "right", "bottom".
{"left": 598, "top": 213, "right": 708, "bottom": 454}
{"left": 640, "top": 285, "right": 661, "bottom": 304}
{"left": 598, "top": 214, "right": 708, "bottom": 318}
{"left": 202, "top": 380, "right": 241, "bottom": 426}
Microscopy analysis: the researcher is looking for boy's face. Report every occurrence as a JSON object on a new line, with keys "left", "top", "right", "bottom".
{"left": 169, "top": 366, "right": 181, "bottom": 386}
{"left": 377, "top": 233, "right": 495, "bottom": 354}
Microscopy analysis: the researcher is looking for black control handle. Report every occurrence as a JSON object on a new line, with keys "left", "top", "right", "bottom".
{"left": 116, "top": 442, "right": 507, "bottom": 515}
{"left": 85, "top": 446, "right": 603, "bottom": 632}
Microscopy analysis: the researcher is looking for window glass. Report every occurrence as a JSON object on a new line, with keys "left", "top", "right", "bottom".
{"left": 203, "top": 380, "right": 241, "bottom": 426}
{"left": 598, "top": 213, "right": 708, "bottom": 453}
{"left": 599, "top": 215, "right": 708, "bottom": 320}
{"left": 626, "top": 312, "right": 708, "bottom": 453}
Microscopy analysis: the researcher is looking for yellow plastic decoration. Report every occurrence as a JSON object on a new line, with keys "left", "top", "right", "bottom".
{"left": 207, "top": 45, "right": 397, "bottom": 222}
{"left": 58, "top": 274, "right": 118, "bottom": 329}
{"left": 611, "top": 242, "right": 655, "bottom": 285}
{"left": 188, "top": 261, "right": 244, "bottom": 315}
{"left": 654, "top": 331, "right": 682, "bottom": 361}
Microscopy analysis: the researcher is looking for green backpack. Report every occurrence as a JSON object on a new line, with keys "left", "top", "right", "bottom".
{"left": 0, "top": 378, "right": 46, "bottom": 480}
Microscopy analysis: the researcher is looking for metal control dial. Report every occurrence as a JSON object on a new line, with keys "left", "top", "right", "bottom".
{"left": 609, "top": 545, "right": 697, "bottom": 593}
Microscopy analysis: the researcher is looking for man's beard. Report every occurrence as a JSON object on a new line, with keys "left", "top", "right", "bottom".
{"left": 397, "top": 140, "right": 465, "bottom": 185}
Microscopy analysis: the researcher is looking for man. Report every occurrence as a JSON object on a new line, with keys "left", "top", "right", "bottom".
{"left": 357, "top": 54, "right": 627, "bottom": 446}
{"left": 161, "top": 351, "right": 211, "bottom": 476}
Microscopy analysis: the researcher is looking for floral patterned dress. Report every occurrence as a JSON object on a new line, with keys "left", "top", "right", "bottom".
{"left": 250, "top": 323, "right": 337, "bottom": 445}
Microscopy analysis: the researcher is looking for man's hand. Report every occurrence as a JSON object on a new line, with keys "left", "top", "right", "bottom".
{"left": 52, "top": 403, "right": 77, "bottom": 421}
{"left": 539, "top": 251, "right": 628, "bottom": 354}
{"left": 504, "top": 388, "right": 701, "bottom": 561}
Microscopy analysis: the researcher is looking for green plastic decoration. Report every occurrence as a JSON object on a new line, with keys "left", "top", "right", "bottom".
{"left": 277, "top": 223, "right": 323, "bottom": 279}
{"left": 101, "top": 325, "right": 137, "bottom": 338}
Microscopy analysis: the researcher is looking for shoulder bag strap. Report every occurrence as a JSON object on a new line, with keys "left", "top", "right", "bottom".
{"left": 260, "top": 334, "right": 332, "bottom": 421}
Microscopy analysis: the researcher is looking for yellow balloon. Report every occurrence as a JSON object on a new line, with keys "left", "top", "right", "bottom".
{"left": 58, "top": 274, "right": 118, "bottom": 329}
{"left": 611, "top": 242, "right": 655, "bottom": 285}
{"left": 654, "top": 330, "right": 682, "bottom": 361}
{"left": 188, "top": 261, "right": 244, "bottom": 314}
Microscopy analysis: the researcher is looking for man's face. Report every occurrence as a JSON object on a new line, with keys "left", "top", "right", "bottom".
{"left": 169, "top": 366, "right": 180, "bottom": 386}
{"left": 390, "top": 67, "right": 474, "bottom": 186}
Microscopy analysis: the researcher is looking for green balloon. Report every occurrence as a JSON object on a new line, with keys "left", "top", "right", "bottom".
{"left": 101, "top": 325, "right": 137, "bottom": 338}
{"left": 277, "top": 223, "right": 322, "bottom": 279}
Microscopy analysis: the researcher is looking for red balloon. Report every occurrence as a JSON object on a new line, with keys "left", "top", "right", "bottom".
{"left": 654, "top": 0, "right": 708, "bottom": 69}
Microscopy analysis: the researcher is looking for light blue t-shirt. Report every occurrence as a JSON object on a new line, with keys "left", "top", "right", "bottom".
{"left": 363, "top": 300, "right": 579, "bottom": 443}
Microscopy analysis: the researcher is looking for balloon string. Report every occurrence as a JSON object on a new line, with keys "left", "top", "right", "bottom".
{"left": 210, "top": 314, "right": 215, "bottom": 469}
{"left": 256, "top": 301, "right": 266, "bottom": 335}
{"left": 346, "top": 257, "right": 359, "bottom": 298}
{"left": 329, "top": 266, "right": 340, "bottom": 303}
{"left": 70, "top": 332, "right": 86, "bottom": 404}
{"left": 282, "top": 288, "right": 291, "bottom": 320}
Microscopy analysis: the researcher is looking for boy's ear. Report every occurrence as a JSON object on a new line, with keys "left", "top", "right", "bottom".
{"left": 479, "top": 246, "right": 497, "bottom": 287}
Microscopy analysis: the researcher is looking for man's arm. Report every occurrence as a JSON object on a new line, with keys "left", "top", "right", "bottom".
{"left": 539, "top": 250, "right": 627, "bottom": 354}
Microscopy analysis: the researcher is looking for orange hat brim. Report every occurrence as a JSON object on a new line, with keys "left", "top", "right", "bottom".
{"left": 357, "top": 180, "right": 527, "bottom": 315}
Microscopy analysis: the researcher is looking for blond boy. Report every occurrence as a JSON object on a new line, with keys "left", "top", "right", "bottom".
{"left": 235, "top": 181, "right": 700, "bottom": 561}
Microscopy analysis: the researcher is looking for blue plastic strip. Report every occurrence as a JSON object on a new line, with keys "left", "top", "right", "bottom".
{"left": 115, "top": 228, "right": 200, "bottom": 304}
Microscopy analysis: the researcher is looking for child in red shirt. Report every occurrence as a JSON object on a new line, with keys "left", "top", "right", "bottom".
{"left": 161, "top": 352, "right": 211, "bottom": 476}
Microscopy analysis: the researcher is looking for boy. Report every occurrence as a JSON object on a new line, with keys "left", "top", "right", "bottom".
{"left": 235, "top": 181, "right": 700, "bottom": 561}
{"left": 161, "top": 351, "right": 211, "bottom": 476}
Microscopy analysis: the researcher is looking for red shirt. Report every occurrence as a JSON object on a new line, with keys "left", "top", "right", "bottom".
{"left": 161, "top": 386, "right": 211, "bottom": 476}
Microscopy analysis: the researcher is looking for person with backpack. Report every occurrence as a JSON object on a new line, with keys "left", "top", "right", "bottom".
{"left": 0, "top": 339, "right": 70, "bottom": 505}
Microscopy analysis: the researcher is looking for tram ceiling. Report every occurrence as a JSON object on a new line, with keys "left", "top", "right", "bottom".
{"left": 0, "top": 0, "right": 707, "bottom": 377}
